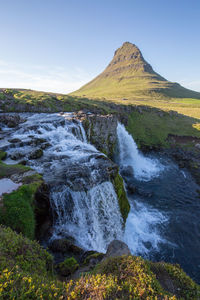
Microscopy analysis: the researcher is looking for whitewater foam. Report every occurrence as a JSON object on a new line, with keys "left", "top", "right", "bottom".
{"left": 124, "top": 200, "right": 168, "bottom": 255}
{"left": 117, "top": 123, "right": 164, "bottom": 181}
{"left": 51, "top": 181, "right": 123, "bottom": 252}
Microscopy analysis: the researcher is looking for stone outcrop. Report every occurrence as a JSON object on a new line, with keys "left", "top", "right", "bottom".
{"left": 74, "top": 111, "right": 118, "bottom": 159}
{"left": 105, "top": 240, "right": 131, "bottom": 258}
{"left": 0, "top": 113, "right": 25, "bottom": 128}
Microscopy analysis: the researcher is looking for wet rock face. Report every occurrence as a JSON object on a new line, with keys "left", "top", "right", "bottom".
{"left": 57, "top": 156, "right": 119, "bottom": 191}
{"left": 80, "top": 113, "right": 118, "bottom": 158}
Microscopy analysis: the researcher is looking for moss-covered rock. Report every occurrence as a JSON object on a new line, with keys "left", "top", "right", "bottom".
{"left": 112, "top": 173, "right": 130, "bottom": 222}
{"left": 58, "top": 257, "right": 79, "bottom": 277}
{"left": 83, "top": 252, "right": 104, "bottom": 266}
{"left": 28, "top": 148, "right": 43, "bottom": 159}
{"left": 0, "top": 160, "right": 31, "bottom": 179}
{"left": 0, "top": 181, "right": 42, "bottom": 239}
{"left": 0, "top": 155, "right": 48, "bottom": 240}
{"left": 0, "top": 151, "right": 7, "bottom": 160}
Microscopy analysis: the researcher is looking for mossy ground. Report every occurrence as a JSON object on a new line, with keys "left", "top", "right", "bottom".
{"left": 0, "top": 151, "right": 7, "bottom": 161}
{"left": 0, "top": 181, "right": 42, "bottom": 239}
{"left": 0, "top": 227, "right": 199, "bottom": 299}
{"left": 0, "top": 154, "right": 43, "bottom": 239}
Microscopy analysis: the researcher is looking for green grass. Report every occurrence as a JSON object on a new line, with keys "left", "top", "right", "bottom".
{"left": 127, "top": 109, "right": 200, "bottom": 149}
{"left": 0, "top": 154, "right": 43, "bottom": 239}
{"left": 0, "top": 181, "right": 42, "bottom": 239}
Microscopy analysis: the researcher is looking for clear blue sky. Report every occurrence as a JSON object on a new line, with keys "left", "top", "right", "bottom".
{"left": 0, "top": 0, "right": 199, "bottom": 93}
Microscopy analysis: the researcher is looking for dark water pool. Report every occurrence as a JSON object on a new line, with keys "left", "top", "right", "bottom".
{"left": 123, "top": 156, "right": 200, "bottom": 284}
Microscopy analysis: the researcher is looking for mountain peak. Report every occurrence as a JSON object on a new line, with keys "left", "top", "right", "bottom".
{"left": 72, "top": 42, "right": 200, "bottom": 100}
{"left": 115, "top": 41, "right": 141, "bottom": 55}
{"left": 106, "top": 42, "right": 153, "bottom": 75}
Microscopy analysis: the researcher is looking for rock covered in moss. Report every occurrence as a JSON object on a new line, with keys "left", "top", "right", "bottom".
{"left": 57, "top": 257, "right": 79, "bottom": 277}
{"left": 0, "top": 155, "right": 50, "bottom": 240}
{"left": 29, "top": 148, "right": 43, "bottom": 159}
{"left": 0, "top": 150, "right": 6, "bottom": 160}
{"left": 49, "top": 238, "right": 84, "bottom": 256}
{"left": 83, "top": 251, "right": 105, "bottom": 266}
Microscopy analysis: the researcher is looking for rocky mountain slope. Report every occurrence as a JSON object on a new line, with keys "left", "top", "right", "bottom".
{"left": 72, "top": 42, "right": 200, "bottom": 100}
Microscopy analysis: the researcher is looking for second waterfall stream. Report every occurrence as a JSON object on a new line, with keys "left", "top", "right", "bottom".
{"left": 116, "top": 123, "right": 167, "bottom": 254}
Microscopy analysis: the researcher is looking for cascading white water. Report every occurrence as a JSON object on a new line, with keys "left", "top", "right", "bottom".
{"left": 124, "top": 201, "right": 167, "bottom": 255}
{"left": 117, "top": 122, "right": 167, "bottom": 255}
{"left": 117, "top": 123, "right": 163, "bottom": 181}
{"left": 51, "top": 182, "right": 123, "bottom": 252}
{"left": 1, "top": 113, "right": 123, "bottom": 252}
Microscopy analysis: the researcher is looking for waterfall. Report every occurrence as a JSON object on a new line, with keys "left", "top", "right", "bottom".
{"left": 117, "top": 123, "right": 163, "bottom": 181}
{"left": 51, "top": 182, "right": 123, "bottom": 252}
{"left": 117, "top": 122, "right": 167, "bottom": 255}
{"left": 1, "top": 113, "right": 123, "bottom": 252}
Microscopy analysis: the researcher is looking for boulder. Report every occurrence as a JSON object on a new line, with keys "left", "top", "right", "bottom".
{"left": 0, "top": 114, "right": 25, "bottom": 128}
{"left": 29, "top": 149, "right": 43, "bottom": 159}
{"left": 126, "top": 183, "right": 136, "bottom": 194}
{"left": 49, "top": 238, "right": 84, "bottom": 256}
{"left": 8, "top": 138, "right": 21, "bottom": 143}
{"left": 120, "top": 165, "right": 134, "bottom": 177}
{"left": 105, "top": 240, "right": 131, "bottom": 259}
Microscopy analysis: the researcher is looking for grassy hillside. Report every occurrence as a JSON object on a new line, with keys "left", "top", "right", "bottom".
{"left": 71, "top": 42, "right": 200, "bottom": 101}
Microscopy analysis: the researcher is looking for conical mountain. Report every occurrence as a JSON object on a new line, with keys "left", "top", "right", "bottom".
{"left": 72, "top": 42, "right": 200, "bottom": 100}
